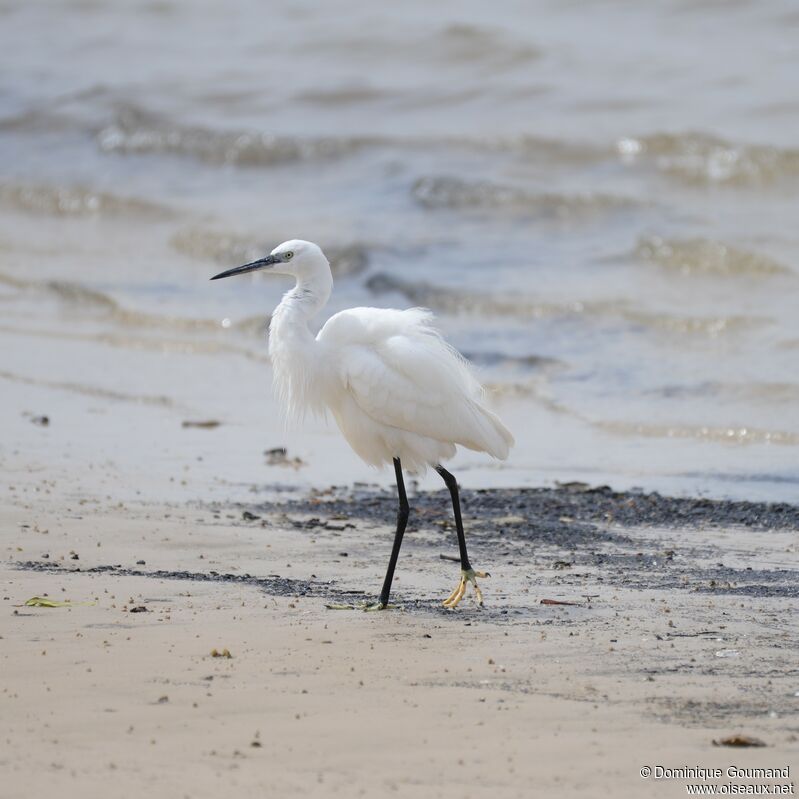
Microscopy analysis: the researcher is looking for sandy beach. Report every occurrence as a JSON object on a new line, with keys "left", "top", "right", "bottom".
{"left": 3, "top": 472, "right": 797, "bottom": 797}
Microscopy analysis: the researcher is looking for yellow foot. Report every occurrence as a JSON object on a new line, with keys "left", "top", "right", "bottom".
{"left": 325, "top": 600, "right": 397, "bottom": 611}
{"left": 442, "top": 568, "right": 489, "bottom": 609}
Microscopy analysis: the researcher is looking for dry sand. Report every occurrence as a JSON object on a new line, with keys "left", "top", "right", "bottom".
{"left": 2, "top": 482, "right": 797, "bottom": 798}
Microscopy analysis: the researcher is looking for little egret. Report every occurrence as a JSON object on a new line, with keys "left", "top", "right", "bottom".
{"left": 211, "top": 240, "right": 514, "bottom": 609}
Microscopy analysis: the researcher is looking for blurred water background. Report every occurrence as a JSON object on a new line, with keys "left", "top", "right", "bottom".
{"left": 1, "top": 0, "right": 798, "bottom": 501}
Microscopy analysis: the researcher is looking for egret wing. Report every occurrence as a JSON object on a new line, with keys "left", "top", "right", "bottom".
{"left": 319, "top": 307, "right": 512, "bottom": 457}
{"left": 336, "top": 330, "right": 499, "bottom": 455}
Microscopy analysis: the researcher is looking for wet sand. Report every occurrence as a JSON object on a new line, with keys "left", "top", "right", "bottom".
{"left": 2, "top": 482, "right": 797, "bottom": 798}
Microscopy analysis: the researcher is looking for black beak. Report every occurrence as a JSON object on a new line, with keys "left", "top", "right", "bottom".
{"left": 210, "top": 254, "right": 279, "bottom": 280}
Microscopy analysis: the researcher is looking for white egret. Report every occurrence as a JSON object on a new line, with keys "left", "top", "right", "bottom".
{"left": 211, "top": 240, "right": 514, "bottom": 609}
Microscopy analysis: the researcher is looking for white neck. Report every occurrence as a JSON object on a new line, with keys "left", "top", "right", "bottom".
{"left": 268, "top": 270, "right": 333, "bottom": 418}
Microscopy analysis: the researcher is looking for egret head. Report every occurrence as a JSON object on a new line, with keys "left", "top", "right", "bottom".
{"left": 210, "top": 239, "right": 329, "bottom": 282}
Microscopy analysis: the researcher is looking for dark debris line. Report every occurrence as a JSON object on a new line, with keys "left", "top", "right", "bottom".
{"left": 12, "top": 561, "right": 483, "bottom": 616}
{"left": 243, "top": 483, "right": 799, "bottom": 600}
{"left": 265, "top": 484, "right": 799, "bottom": 533}
{"left": 13, "top": 485, "right": 799, "bottom": 605}
{"left": 16, "top": 560, "right": 361, "bottom": 603}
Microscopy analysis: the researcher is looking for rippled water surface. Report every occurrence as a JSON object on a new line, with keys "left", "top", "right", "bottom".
{"left": 1, "top": 0, "right": 798, "bottom": 499}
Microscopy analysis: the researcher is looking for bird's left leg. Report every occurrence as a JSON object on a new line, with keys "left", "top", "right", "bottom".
{"left": 435, "top": 465, "right": 488, "bottom": 609}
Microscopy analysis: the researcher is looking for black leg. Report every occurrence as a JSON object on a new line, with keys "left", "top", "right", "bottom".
{"left": 435, "top": 465, "right": 472, "bottom": 571}
{"left": 377, "top": 458, "right": 410, "bottom": 607}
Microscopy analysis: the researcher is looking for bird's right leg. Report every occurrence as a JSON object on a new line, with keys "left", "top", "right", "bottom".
{"left": 368, "top": 457, "right": 410, "bottom": 610}
{"left": 326, "top": 457, "right": 408, "bottom": 611}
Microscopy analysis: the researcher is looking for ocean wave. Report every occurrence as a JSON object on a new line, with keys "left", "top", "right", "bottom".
{"left": 0, "top": 322, "right": 269, "bottom": 362}
{"left": 94, "top": 106, "right": 613, "bottom": 171}
{"left": 2, "top": 103, "right": 608, "bottom": 168}
{"left": 9, "top": 100, "right": 797, "bottom": 192}
{"left": 645, "top": 380, "right": 799, "bottom": 404}
{"left": 476, "top": 380, "right": 799, "bottom": 447}
{"left": 0, "top": 368, "right": 177, "bottom": 408}
{"left": 96, "top": 104, "right": 374, "bottom": 166}
{"left": 622, "top": 309, "right": 767, "bottom": 337}
{"left": 411, "top": 175, "right": 638, "bottom": 217}
{"left": 45, "top": 281, "right": 119, "bottom": 312}
{"left": 632, "top": 235, "right": 791, "bottom": 277}
{"left": 0, "top": 108, "right": 79, "bottom": 134}
{"left": 294, "top": 85, "right": 399, "bottom": 106}
{"left": 0, "top": 182, "right": 171, "bottom": 218}
{"left": 482, "top": 380, "right": 569, "bottom": 412}
{"left": 435, "top": 23, "right": 541, "bottom": 66}
{"left": 0, "top": 271, "right": 29, "bottom": 290}
{"left": 170, "top": 228, "right": 370, "bottom": 277}
{"left": 616, "top": 132, "right": 799, "bottom": 186}
{"left": 365, "top": 272, "right": 609, "bottom": 317}
{"left": 47, "top": 279, "right": 257, "bottom": 334}
{"left": 596, "top": 420, "right": 799, "bottom": 446}
{"left": 0, "top": 271, "right": 252, "bottom": 335}
{"left": 461, "top": 350, "right": 564, "bottom": 371}
{"left": 307, "top": 22, "right": 540, "bottom": 72}
{"left": 366, "top": 272, "right": 765, "bottom": 336}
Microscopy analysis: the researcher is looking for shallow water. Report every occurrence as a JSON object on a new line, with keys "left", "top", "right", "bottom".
{"left": 1, "top": 0, "right": 798, "bottom": 500}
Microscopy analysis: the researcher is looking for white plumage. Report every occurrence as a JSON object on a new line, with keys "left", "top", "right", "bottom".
{"left": 264, "top": 240, "right": 513, "bottom": 472}
{"left": 212, "top": 238, "right": 514, "bottom": 609}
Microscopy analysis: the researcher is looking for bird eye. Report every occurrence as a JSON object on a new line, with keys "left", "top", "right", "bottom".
{"left": 284, "top": 251, "right": 294, "bottom": 260}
